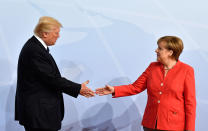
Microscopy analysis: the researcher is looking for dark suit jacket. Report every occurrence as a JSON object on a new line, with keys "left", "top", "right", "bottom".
{"left": 15, "top": 36, "right": 81, "bottom": 130}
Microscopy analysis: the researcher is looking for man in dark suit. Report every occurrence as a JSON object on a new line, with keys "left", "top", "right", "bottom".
{"left": 15, "top": 16, "right": 95, "bottom": 131}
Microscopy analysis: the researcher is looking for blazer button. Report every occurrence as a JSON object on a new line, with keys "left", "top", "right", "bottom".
{"left": 159, "top": 91, "right": 162, "bottom": 95}
{"left": 161, "top": 83, "right": 163, "bottom": 86}
{"left": 157, "top": 100, "right": 160, "bottom": 103}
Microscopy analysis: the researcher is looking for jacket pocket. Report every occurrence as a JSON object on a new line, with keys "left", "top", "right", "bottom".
{"left": 168, "top": 107, "right": 179, "bottom": 123}
{"left": 39, "top": 97, "right": 58, "bottom": 104}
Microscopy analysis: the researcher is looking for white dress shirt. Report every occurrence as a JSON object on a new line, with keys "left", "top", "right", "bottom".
{"left": 34, "top": 35, "right": 48, "bottom": 50}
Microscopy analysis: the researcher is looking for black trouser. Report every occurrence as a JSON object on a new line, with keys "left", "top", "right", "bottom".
{"left": 24, "top": 126, "right": 58, "bottom": 131}
{"left": 143, "top": 127, "right": 166, "bottom": 131}
{"left": 143, "top": 120, "right": 166, "bottom": 131}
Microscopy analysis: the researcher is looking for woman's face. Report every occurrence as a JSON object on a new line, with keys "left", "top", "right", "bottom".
{"left": 155, "top": 41, "right": 173, "bottom": 63}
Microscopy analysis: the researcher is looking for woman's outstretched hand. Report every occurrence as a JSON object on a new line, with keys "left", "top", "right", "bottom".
{"left": 96, "top": 85, "right": 115, "bottom": 96}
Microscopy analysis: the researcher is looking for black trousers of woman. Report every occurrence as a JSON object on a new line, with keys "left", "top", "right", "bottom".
{"left": 143, "top": 127, "right": 166, "bottom": 131}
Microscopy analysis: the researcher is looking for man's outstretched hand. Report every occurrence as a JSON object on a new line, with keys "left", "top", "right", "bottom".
{"left": 80, "top": 80, "right": 95, "bottom": 98}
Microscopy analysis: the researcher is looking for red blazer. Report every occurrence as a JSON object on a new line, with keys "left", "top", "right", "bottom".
{"left": 114, "top": 61, "right": 196, "bottom": 131}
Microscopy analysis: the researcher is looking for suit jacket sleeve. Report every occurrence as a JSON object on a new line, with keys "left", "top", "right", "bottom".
{"left": 113, "top": 63, "right": 152, "bottom": 97}
{"left": 184, "top": 67, "right": 196, "bottom": 130}
{"left": 30, "top": 50, "right": 81, "bottom": 98}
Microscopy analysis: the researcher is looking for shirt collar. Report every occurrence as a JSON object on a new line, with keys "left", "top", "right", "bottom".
{"left": 34, "top": 34, "right": 48, "bottom": 50}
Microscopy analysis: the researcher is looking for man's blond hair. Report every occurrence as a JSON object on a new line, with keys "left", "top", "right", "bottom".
{"left": 34, "top": 16, "right": 62, "bottom": 37}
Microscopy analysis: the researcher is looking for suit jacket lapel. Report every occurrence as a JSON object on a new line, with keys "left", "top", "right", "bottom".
{"left": 32, "top": 36, "right": 61, "bottom": 76}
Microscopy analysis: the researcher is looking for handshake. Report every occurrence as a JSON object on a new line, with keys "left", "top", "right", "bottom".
{"left": 80, "top": 80, "right": 115, "bottom": 98}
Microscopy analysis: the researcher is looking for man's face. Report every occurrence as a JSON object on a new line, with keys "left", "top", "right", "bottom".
{"left": 43, "top": 27, "right": 60, "bottom": 46}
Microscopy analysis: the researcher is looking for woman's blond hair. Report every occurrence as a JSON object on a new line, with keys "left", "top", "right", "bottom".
{"left": 157, "top": 36, "right": 184, "bottom": 60}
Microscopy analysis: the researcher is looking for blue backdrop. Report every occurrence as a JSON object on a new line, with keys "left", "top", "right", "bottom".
{"left": 0, "top": 0, "right": 207, "bottom": 130}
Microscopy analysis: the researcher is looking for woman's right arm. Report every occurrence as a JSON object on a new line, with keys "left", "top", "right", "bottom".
{"left": 113, "top": 63, "right": 151, "bottom": 97}
{"left": 96, "top": 63, "right": 152, "bottom": 97}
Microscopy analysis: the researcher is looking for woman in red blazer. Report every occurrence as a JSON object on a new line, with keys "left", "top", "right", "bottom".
{"left": 96, "top": 36, "right": 196, "bottom": 131}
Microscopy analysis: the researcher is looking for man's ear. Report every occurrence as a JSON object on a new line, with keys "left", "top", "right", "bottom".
{"left": 42, "top": 32, "right": 48, "bottom": 38}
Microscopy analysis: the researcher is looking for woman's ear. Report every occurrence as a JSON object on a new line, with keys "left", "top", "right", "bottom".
{"left": 169, "top": 50, "right": 173, "bottom": 57}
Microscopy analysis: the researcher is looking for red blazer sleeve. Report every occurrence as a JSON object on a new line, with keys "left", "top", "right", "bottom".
{"left": 184, "top": 67, "right": 196, "bottom": 130}
{"left": 113, "top": 63, "right": 152, "bottom": 98}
